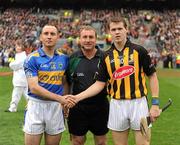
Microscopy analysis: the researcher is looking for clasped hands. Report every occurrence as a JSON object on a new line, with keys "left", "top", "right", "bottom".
{"left": 59, "top": 94, "right": 79, "bottom": 118}
{"left": 63, "top": 94, "right": 79, "bottom": 108}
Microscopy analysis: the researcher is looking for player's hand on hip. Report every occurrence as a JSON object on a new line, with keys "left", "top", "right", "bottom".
{"left": 149, "top": 105, "right": 161, "bottom": 122}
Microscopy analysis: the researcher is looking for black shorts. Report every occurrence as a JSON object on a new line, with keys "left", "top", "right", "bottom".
{"left": 67, "top": 100, "right": 109, "bottom": 136}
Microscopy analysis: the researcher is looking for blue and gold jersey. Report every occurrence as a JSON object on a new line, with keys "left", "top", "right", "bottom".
{"left": 24, "top": 48, "right": 69, "bottom": 100}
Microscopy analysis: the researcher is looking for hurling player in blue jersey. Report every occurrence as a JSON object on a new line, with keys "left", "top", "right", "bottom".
{"left": 23, "top": 25, "right": 76, "bottom": 145}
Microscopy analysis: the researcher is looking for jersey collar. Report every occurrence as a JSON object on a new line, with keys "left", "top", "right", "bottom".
{"left": 111, "top": 38, "right": 131, "bottom": 51}
{"left": 77, "top": 46, "right": 101, "bottom": 58}
{"left": 38, "top": 47, "right": 58, "bottom": 57}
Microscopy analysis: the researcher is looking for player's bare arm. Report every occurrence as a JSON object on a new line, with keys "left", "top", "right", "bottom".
{"left": 62, "top": 75, "right": 70, "bottom": 95}
{"left": 148, "top": 72, "right": 161, "bottom": 122}
{"left": 27, "top": 76, "right": 76, "bottom": 106}
{"left": 75, "top": 80, "right": 106, "bottom": 102}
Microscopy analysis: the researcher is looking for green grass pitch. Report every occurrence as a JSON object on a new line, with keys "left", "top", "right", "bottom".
{"left": 0, "top": 67, "right": 180, "bottom": 145}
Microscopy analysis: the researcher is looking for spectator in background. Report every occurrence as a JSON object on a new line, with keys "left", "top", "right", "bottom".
{"left": 8, "top": 47, "right": 15, "bottom": 63}
{"left": 5, "top": 40, "right": 28, "bottom": 112}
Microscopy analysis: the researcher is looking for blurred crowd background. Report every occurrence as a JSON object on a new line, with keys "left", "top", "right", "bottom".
{"left": 0, "top": 6, "right": 180, "bottom": 68}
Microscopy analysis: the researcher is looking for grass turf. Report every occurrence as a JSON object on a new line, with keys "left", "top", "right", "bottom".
{"left": 0, "top": 68, "right": 180, "bottom": 145}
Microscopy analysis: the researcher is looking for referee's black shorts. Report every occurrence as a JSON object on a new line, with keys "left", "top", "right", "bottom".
{"left": 67, "top": 100, "right": 109, "bottom": 136}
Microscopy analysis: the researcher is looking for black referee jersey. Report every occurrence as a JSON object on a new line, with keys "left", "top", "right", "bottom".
{"left": 97, "top": 39, "right": 156, "bottom": 100}
{"left": 67, "top": 47, "right": 108, "bottom": 104}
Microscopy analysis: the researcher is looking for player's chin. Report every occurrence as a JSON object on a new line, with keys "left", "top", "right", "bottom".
{"left": 45, "top": 44, "right": 56, "bottom": 48}
{"left": 115, "top": 38, "right": 122, "bottom": 43}
{"left": 83, "top": 46, "right": 94, "bottom": 50}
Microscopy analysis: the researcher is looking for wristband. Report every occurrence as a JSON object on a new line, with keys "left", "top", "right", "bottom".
{"left": 152, "top": 98, "right": 160, "bottom": 105}
{"left": 152, "top": 96, "right": 159, "bottom": 98}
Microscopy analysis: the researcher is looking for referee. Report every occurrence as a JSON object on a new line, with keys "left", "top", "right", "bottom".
{"left": 67, "top": 26, "right": 109, "bottom": 145}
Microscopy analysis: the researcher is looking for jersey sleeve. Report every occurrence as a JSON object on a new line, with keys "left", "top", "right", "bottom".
{"left": 24, "top": 55, "right": 39, "bottom": 78}
{"left": 140, "top": 47, "right": 156, "bottom": 76}
{"left": 96, "top": 53, "right": 110, "bottom": 82}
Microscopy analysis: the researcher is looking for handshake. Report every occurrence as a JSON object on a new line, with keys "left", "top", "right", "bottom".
{"left": 61, "top": 94, "right": 80, "bottom": 108}
{"left": 58, "top": 94, "right": 80, "bottom": 118}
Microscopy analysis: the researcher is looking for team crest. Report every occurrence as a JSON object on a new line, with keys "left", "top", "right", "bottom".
{"left": 129, "top": 54, "right": 134, "bottom": 64}
{"left": 129, "top": 54, "right": 133, "bottom": 61}
{"left": 58, "top": 63, "right": 63, "bottom": 69}
{"left": 50, "top": 62, "right": 56, "bottom": 70}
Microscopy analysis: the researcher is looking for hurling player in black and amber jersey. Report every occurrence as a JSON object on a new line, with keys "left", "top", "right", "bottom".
{"left": 67, "top": 17, "right": 161, "bottom": 145}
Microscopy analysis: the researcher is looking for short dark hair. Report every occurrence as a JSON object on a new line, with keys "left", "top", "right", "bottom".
{"left": 79, "top": 25, "right": 97, "bottom": 38}
{"left": 40, "top": 25, "right": 59, "bottom": 34}
{"left": 107, "top": 17, "right": 128, "bottom": 30}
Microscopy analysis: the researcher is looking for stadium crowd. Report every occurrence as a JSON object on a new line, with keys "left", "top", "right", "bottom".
{"left": 0, "top": 8, "right": 179, "bottom": 68}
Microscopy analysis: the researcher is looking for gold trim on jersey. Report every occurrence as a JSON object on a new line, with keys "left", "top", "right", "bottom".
{"left": 124, "top": 47, "right": 131, "bottom": 99}
{"left": 113, "top": 49, "right": 121, "bottom": 99}
{"left": 105, "top": 55, "right": 114, "bottom": 98}
{"left": 134, "top": 49, "right": 141, "bottom": 98}
{"left": 38, "top": 71, "right": 65, "bottom": 85}
{"left": 32, "top": 52, "right": 40, "bottom": 57}
{"left": 56, "top": 50, "right": 64, "bottom": 55}
{"left": 141, "top": 68, "right": 148, "bottom": 95}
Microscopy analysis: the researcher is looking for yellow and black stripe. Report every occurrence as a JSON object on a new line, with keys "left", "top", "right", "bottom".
{"left": 100, "top": 40, "right": 156, "bottom": 100}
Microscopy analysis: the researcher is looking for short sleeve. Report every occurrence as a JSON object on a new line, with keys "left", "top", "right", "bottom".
{"left": 24, "top": 56, "right": 39, "bottom": 78}
{"left": 140, "top": 47, "right": 156, "bottom": 76}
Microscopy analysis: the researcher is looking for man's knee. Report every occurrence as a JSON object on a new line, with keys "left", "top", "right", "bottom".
{"left": 71, "top": 135, "right": 86, "bottom": 145}
{"left": 94, "top": 135, "right": 107, "bottom": 145}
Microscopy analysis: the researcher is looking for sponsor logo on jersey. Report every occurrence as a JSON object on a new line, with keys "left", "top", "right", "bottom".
{"left": 113, "top": 65, "right": 135, "bottom": 80}
{"left": 38, "top": 71, "right": 64, "bottom": 85}
{"left": 77, "top": 73, "right": 84, "bottom": 77}
{"left": 40, "top": 64, "right": 49, "bottom": 68}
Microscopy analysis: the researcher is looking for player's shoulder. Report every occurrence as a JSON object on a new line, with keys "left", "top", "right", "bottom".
{"left": 103, "top": 45, "right": 112, "bottom": 58}
{"left": 129, "top": 41, "right": 146, "bottom": 52}
{"left": 26, "top": 50, "right": 40, "bottom": 62}
{"left": 27, "top": 50, "right": 39, "bottom": 58}
{"left": 56, "top": 49, "right": 69, "bottom": 58}
{"left": 56, "top": 49, "right": 65, "bottom": 55}
{"left": 69, "top": 50, "right": 81, "bottom": 59}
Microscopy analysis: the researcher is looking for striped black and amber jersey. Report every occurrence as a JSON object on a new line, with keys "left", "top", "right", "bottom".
{"left": 97, "top": 39, "right": 156, "bottom": 100}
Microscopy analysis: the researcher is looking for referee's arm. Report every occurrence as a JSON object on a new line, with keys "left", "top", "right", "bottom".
{"left": 75, "top": 80, "right": 106, "bottom": 102}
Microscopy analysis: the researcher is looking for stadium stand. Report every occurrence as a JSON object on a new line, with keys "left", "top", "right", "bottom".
{"left": 0, "top": 5, "right": 179, "bottom": 68}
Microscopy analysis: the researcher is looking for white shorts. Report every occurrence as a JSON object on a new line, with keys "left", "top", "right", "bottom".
{"left": 108, "top": 97, "right": 149, "bottom": 131}
{"left": 23, "top": 99, "right": 65, "bottom": 135}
